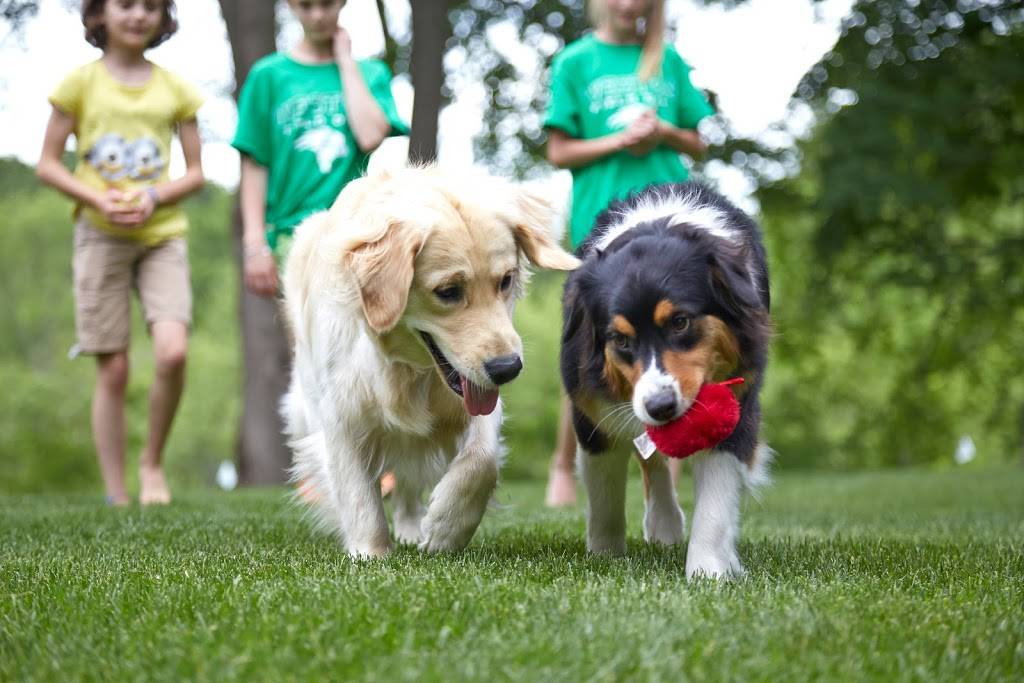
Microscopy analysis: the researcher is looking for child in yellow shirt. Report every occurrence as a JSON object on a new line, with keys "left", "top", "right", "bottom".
{"left": 37, "top": 0, "right": 204, "bottom": 506}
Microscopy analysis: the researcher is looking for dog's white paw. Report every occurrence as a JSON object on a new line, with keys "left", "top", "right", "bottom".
{"left": 393, "top": 512, "right": 424, "bottom": 545}
{"left": 685, "top": 545, "right": 744, "bottom": 580}
{"left": 643, "top": 503, "right": 686, "bottom": 547}
{"left": 418, "top": 514, "right": 476, "bottom": 553}
{"left": 345, "top": 539, "right": 393, "bottom": 560}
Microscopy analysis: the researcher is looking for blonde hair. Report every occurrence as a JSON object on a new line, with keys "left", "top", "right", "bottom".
{"left": 588, "top": 0, "right": 665, "bottom": 82}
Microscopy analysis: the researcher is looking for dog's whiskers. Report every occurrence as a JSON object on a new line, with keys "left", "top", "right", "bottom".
{"left": 589, "top": 402, "right": 634, "bottom": 441}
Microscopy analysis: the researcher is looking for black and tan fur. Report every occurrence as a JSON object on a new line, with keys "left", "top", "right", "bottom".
{"left": 560, "top": 181, "right": 773, "bottom": 578}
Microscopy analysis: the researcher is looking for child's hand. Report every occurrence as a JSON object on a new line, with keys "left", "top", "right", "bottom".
{"left": 119, "top": 187, "right": 157, "bottom": 228}
{"left": 333, "top": 26, "right": 353, "bottom": 64}
{"left": 94, "top": 188, "right": 143, "bottom": 227}
{"left": 621, "top": 110, "right": 660, "bottom": 157}
{"left": 244, "top": 242, "right": 279, "bottom": 298}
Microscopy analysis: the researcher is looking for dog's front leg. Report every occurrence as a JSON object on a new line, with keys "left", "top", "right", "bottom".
{"left": 638, "top": 452, "right": 685, "bottom": 546}
{"left": 419, "top": 409, "right": 502, "bottom": 553}
{"left": 579, "top": 446, "right": 629, "bottom": 555}
{"left": 325, "top": 429, "right": 392, "bottom": 558}
{"left": 686, "top": 450, "right": 744, "bottom": 579}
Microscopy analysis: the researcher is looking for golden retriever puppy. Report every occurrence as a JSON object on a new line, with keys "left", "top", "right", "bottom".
{"left": 281, "top": 166, "right": 579, "bottom": 557}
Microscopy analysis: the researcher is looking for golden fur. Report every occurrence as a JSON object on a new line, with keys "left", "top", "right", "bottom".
{"left": 281, "top": 166, "right": 577, "bottom": 557}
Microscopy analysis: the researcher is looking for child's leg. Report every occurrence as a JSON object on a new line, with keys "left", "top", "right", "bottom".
{"left": 136, "top": 237, "right": 192, "bottom": 505}
{"left": 139, "top": 320, "right": 187, "bottom": 504}
{"left": 72, "top": 219, "right": 135, "bottom": 504}
{"left": 93, "top": 351, "right": 130, "bottom": 505}
{"left": 545, "top": 394, "right": 577, "bottom": 507}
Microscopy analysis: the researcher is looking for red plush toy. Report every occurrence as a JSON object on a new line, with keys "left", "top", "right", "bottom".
{"left": 645, "top": 377, "right": 745, "bottom": 459}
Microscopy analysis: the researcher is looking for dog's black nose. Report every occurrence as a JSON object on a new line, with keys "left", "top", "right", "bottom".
{"left": 644, "top": 391, "right": 678, "bottom": 422}
{"left": 484, "top": 355, "right": 523, "bottom": 385}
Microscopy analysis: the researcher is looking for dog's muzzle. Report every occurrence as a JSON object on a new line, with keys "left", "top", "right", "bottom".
{"left": 418, "top": 331, "right": 503, "bottom": 417}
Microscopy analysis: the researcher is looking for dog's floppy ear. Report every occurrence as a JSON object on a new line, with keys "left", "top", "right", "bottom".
{"left": 512, "top": 186, "right": 580, "bottom": 271}
{"left": 709, "top": 252, "right": 762, "bottom": 320}
{"left": 345, "top": 219, "right": 423, "bottom": 333}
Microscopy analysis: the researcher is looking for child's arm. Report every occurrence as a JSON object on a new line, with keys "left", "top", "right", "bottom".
{"left": 239, "top": 155, "right": 277, "bottom": 297}
{"left": 546, "top": 129, "right": 627, "bottom": 169}
{"left": 334, "top": 27, "right": 389, "bottom": 154}
{"left": 547, "top": 113, "right": 660, "bottom": 169}
{"left": 122, "top": 119, "right": 205, "bottom": 227}
{"left": 656, "top": 120, "right": 707, "bottom": 159}
{"left": 36, "top": 106, "right": 137, "bottom": 226}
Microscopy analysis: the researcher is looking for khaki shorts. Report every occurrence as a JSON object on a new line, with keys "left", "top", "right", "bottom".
{"left": 72, "top": 218, "right": 192, "bottom": 355}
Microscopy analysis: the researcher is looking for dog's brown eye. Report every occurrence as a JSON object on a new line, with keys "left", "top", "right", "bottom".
{"left": 670, "top": 314, "right": 690, "bottom": 332}
{"left": 434, "top": 284, "right": 463, "bottom": 303}
{"left": 499, "top": 272, "right": 514, "bottom": 292}
{"left": 610, "top": 333, "right": 631, "bottom": 352}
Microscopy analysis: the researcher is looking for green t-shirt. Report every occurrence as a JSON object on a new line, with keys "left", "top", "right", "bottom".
{"left": 232, "top": 54, "right": 408, "bottom": 247}
{"left": 544, "top": 35, "right": 714, "bottom": 247}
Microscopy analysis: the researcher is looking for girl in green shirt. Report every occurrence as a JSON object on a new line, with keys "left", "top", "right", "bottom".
{"left": 543, "top": 0, "right": 714, "bottom": 506}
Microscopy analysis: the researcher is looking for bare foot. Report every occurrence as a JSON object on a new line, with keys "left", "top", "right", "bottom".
{"left": 545, "top": 465, "right": 577, "bottom": 508}
{"left": 139, "top": 464, "right": 171, "bottom": 505}
{"left": 105, "top": 493, "right": 131, "bottom": 507}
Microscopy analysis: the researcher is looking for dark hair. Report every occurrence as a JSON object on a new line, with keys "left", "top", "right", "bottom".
{"left": 82, "top": 0, "right": 178, "bottom": 50}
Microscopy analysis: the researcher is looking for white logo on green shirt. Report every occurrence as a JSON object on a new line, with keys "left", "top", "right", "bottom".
{"left": 296, "top": 127, "right": 349, "bottom": 173}
{"left": 586, "top": 74, "right": 677, "bottom": 123}
{"left": 276, "top": 93, "right": 348, "bottom": 136}
{"left": 276, "top": 92, "right": 350, "bottom": 174}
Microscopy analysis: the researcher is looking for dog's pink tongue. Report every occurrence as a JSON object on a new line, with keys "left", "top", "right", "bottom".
{"left": 460, "top": 376, "right": 499, "bottom": 416}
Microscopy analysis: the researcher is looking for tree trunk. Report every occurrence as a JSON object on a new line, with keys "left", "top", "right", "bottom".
{"left": 408, "top": 0, "right": 451, "bottom": 164}
{"left": 219, "top": 0, "right": 292, "bottom": 485}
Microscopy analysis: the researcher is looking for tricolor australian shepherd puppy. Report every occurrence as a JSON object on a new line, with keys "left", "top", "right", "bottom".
{"left": 560, "top": 182, "right": 773, "bottom": 579}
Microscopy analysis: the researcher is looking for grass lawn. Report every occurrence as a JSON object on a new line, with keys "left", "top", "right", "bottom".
{"left": 2, "top": 464, "right": 1022, "bottom": 682}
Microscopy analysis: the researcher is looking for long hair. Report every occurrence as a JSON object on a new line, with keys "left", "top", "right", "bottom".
{"left": 588, "top": 0, "right": 665, "bottom": 82}
{"left": 82, "top": 0, "right": 178, "bottom": 50}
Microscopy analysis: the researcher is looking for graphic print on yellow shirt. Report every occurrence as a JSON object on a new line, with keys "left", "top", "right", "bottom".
{"left": 85, "top": 134, "right": 166, "bottom": 182}
{"left": 49, "top": 60, "right": 203, "bottom": 245}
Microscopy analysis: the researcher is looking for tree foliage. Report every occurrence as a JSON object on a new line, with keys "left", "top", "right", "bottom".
{"left": 0, "top": 0, "right": 37, "bottom": 28}
{"left": 760, "top": 0, "right": 1024, "bottom": 466}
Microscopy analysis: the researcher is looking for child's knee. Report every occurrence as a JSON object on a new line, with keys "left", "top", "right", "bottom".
{"left": 155, "top": 342, "right": 187, "bottom": 375}
{"left": 152, "top": 321, "right": 188, "bottom": 374}
{"left": 97, "top": 352, "right": 129, "bottom": 392}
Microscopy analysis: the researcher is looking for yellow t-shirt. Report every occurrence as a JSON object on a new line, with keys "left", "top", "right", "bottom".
{"left": 49, "top": 60, "right": 203, "bottom": 245}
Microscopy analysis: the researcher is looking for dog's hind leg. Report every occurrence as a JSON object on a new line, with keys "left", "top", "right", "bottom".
{"left": 686, "top": 450, "right": 744, "bottom": 579}
{"left": 637, "top": 452, "right": 685, "bottom": 547}
{"left": 392, "top": 479, "right": 426, "bottom": 545}
{"left": 419, "top": 409, "right": 503, "bottom": 553}
{"left": 579, "top": 446, "right": 629, "bottom": 555}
